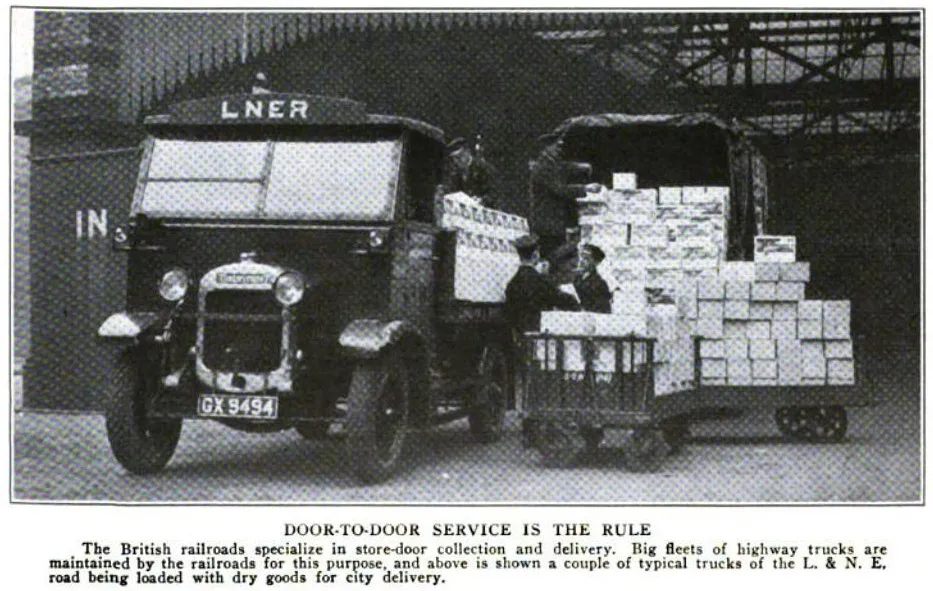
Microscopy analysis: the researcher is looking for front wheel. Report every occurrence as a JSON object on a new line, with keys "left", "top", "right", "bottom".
{"left": 346, "top": 353, "right": 410, "bottom": 483}
{"left": 469, "top": 342, "right": 510, "bottom": 443}
{"left": 105, "top": 349, "right": 182, "bottom": 475}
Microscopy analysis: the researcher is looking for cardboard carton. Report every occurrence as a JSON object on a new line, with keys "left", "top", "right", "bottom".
{"left": 797, "top": 319, "right": 822, "bottom": 340}
{"left": 749, "top": 302, "right": 773, "bottom": 320}
{"left": 823, "top": 301, "right": 852, "bottom": 339}
{"left": 801, "top": 345, "right": 826, "bottom": 379}
{"left": 541, "top": 311, "right": 596, "bottom": 335}
{"left": 658, "top": 186, "right": 682, "bottom": 205}
{"left": 726, "top": 338, "right": 749, "bottom": 359}
{"left": 682, "top": 186, "right": 709, "bottom": 204}
{"left": 613, "top": 172, "right": 638, "bottom": 191}
{"left": 632, "top": 224, "right": 671, "bottom": 247}
{"left": 749, "top": 339, "right": 776, "bottom": 360}
{"left": 746, "top": 320, "right": 771, "bottom": 340}
{"left": 752, "top": 377, "right": 779, "bottom": 386}
{"left": 723, "top": 321, "right": 747, "bottom": 340}
{"left": 752, "top": 359, "right": 778, "bottom": 378}
{"left": 798, "top": 300, "right": 823, "bottom": 320}
{"left": 777, "top": 341, "right": 804, "bottom": 385}
{"left": 773, "top": 302, "right": 798, "bottom": 320}
{"left": 754, "top": 263, "right": 782, "bottom": 282}
{"left": 698, "top": 278, "right": 725, "bottom": 300}
{"left": 699, "top": 301, "right": 724, "bottom": 319}
{"left": 751, "top": 282, "right": 777, "bottom": 301}
{"left": 775, "top": 282, "right": 806, "bottom": 301}
{"left": 696, "top": 316, "right": 724, "bottom": 339}
{"left": 725, "top": 280, "right": 752, "bottom": 300}
{"left": 824, "top": 340, "right": 854, "bottom": 359}
{"left": 827, "top": 359, "right": 856, "bottom": 385}
{"left": 701, "top": 358, "right": 727, "bottom": 378}
{"left": 724, "top": 300, "right": 750, "bottom": 320}
{"left": 779, "top": 262, "right": 811, "bottom": 282}
{"left": 755, "top": 235, "right": 796, "bottom": 263}
{"left": 771, "top": 320, "right": 797, "bottom": 340}
{"left": 727, "top": 358, "right": 752, "bottom": 385}
{"left": 592, "top": 314, "right": 648, "bottom": 337}
{"left": 677, "top": 279, "right": 699, "bottom": 319}
{"left": 720, "top": 261, "right": 756, "bottom": 282}
{"left": 700, "top": 339, "right": 725, "bottom": 358}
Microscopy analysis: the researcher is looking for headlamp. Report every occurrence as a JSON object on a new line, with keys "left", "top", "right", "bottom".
{"left": 159, "top": 269, "right": 189, "bottom": 302}
{"left": 274, "top": 272, "right": 305, "bottom": 306}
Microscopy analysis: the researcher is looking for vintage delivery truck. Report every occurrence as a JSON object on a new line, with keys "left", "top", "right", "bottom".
{"left": 97, "top": 90, "right": 517, "bottom": 483}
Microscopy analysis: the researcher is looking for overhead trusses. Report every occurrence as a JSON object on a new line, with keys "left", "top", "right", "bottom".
{"left": 534, "top": 12, "right": 920, "bottom": 163}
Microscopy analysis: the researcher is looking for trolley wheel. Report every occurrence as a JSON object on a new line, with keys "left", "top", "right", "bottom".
{"left": 468, "top": 342, "right": 509, "bottom": 443}
{"left": 660, "top": 416, "right": 690, "bottom": 455}
{"left": 535, "top": 422, "right": 584, "bottom": 468}
{"left": 622, "top": 428, "right": 667, "bottom": 473}
{"left": 775, "top": 406, "right": 808, "bottom": 440}
{"left": 801, "top": 406, "right": 848, "bottom": 442}
{"left": 582, "top": 427, "right": 604, "bottom": 454}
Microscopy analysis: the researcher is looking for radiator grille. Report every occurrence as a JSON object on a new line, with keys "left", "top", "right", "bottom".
{"left": 201, "top": 290, "right": 282, "bottom": 372}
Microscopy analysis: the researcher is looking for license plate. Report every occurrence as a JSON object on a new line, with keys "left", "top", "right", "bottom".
{"left": 198, "top": 394, "right": 279, "bottom": 420}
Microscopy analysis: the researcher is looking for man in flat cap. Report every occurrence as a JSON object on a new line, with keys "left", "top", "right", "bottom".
{"left": 505, "top": 234, "right": 580, "bottom": 335}
{"left": 574, "top": 243, "right": 612, "bottom": 313}
{"left": 529, "top": 132, "right": 602, "bottom": 256}
{"left": 438, "top": 135, "right": 496, "bottom": 206}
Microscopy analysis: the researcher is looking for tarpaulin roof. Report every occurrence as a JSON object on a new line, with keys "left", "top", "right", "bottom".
{"left": 552, "top": 112, "right": 750, "bottom": 137}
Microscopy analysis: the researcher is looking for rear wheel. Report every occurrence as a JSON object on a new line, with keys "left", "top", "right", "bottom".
{"left": 622, "top": 428, "right": 667, "bottom": 472}
{"left": 105, "top": 349, "right": 182, "bottom": 475}
{"left": 346, "top": 353, "right": 410, "bottom": 483}
{"left": 468, "top": 342, "right": 509, "bottom": 443}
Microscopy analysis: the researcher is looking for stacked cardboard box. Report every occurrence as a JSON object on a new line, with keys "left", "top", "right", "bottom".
{"left": 437, "top": 192, "right": 529, "bottom": 303}
{"left": 695, "top": 260, "right": 854, "bottom": 386}
{"left": 578, "top": 180, "right": 729, "bottom": 304}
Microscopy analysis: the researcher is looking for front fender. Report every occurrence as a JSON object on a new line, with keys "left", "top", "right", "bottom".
{"left": 97, "top": 311, "right": 168, "bottom": 340}
{"left": 338, "top": 319, "right": 422, "bottom": 359}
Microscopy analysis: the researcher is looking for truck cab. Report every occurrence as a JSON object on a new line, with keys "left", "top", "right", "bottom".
{"left": 99, "top": 92, "right": 512, "bottom": 483}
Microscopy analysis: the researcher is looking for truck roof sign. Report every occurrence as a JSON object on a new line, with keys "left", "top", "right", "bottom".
{"left": 150, "top": 93, "right": 369, "bottom": 126}
{"left": 144, "top": 93, "right": 445, "bottom": 142}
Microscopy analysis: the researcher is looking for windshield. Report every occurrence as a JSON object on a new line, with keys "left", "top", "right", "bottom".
{"left": 137, "top": 137, "right": 403, "bottom": 221}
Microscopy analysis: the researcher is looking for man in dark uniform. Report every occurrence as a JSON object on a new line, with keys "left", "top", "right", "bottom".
{"left": 529, "top": 132, "right": 601, "bottom": 256}
{"left": 505, "top": 234, "right": 579, "bottom": 335}
{"left": 573, "top": 243, "right": 612, "bottom": 313}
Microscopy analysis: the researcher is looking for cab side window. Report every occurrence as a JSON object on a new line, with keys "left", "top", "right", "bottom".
{"left": 404, "top": 134, "right": 444, "bottom": 224}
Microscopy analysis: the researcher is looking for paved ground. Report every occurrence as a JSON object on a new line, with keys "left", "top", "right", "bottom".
{"left": 10, "top": 348, "right": 921, "bottom": 504}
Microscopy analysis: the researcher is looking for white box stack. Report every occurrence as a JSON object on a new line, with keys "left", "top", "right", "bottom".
{"left": 694, "top": 253, "right": 854, "bottom": 386}
{"left": 438, "top": 192, "right": 528, "bottom": 303}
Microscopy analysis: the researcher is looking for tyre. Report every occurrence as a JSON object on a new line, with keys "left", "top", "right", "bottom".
{"left": 660, "top": 416, "right": 690, "bottom": 455}
{"left": 105, "top": 349, "right": 182, "bottom": 475}
{"left": 582, "top": 427, "right": 604, "bottom": 454}
{"left": 346, "top": 353, "right": 410, "bottom": 483}
{"left": 468, "top": 342, "right": 510, "bottom": 443}
{"left": 535, "top": 421, "right": 584, "bottom": 468}
{"left": 622, "top": 428, "right": 667, "bottom": 473}
{"left": 801, "top": 406, "right": 848, "bottom": 442}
